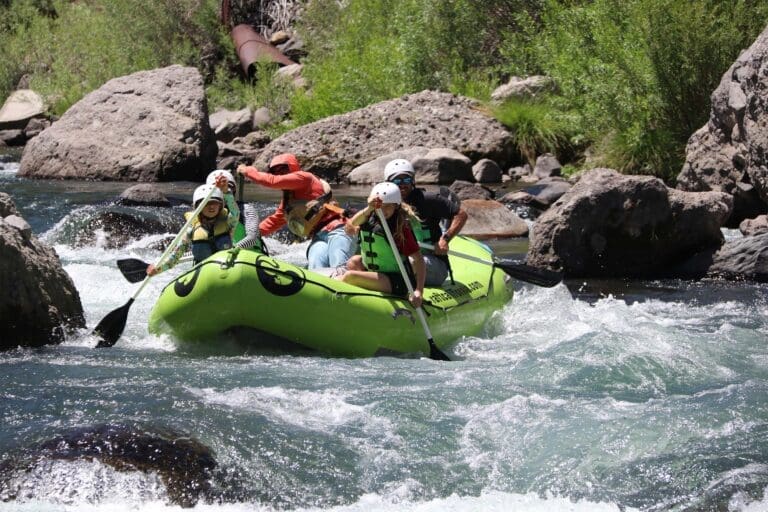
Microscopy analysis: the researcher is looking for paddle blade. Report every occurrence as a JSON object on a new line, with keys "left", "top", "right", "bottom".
{"left": 93, "top": 298, "right": 134, "bottom": 347}
{"left": 494, "top": 259, "right": 563, "bottom": 287}
{"left": 117, "top": 258, "right": 149, "bottom": 283}
{"left": 427, "top": 338, "right": 451, "bottom": 361}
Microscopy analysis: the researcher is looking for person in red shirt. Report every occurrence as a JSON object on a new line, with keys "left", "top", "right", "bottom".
{"left": 236, "top": 153, "right": 356, "bottom": 269}
{"left": 336, "top": 182, "right": 426, "bottom": 308}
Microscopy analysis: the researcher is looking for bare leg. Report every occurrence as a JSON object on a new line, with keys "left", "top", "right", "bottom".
{"left": 339, "top": 270, "right": 392, "bottom": 293}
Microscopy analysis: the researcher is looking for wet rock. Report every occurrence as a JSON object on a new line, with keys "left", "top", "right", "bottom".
{"left": 19, "top": 65, "right": 216, "bottom": 181}
{"left": 461, "top": 199, "right": 528, "bottom": 239}
{"left": 527, "top": 168, "right": 732, "bottom": 278}
{"left": 70, "top": 209, "right": 182, "bottom": 249}
{"left": 117, "top": 184, "right": 172, "bottom": 207}
{"left": 0, "top": 193, "right": 84, "bottom": 349}
{"left": 0, "top": 423, "right": 217, "bottom": 508}
{"left": 706, "top": 233, "right": 768, "bottom": 281}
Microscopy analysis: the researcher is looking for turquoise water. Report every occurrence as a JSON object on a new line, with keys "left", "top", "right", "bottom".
{"left": 2, "top": 167, "right": 768, "bottom": 511}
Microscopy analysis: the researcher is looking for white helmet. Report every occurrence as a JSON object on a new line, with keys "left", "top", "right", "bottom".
{"left": 384, "top": 159, "right": 415, "bottom": 181}
{"left": 192, "top": 184, "right": 224, "bottom": 207}
{"left": 206, "top": 169, "right": 236, "bottom": 192}
{"left": 370, "top": 182, "right": 402, "bottom": 205}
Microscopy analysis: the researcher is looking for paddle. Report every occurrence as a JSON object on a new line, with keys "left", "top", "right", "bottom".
{"left": 117, "top": 255, "right": 193, "bottom": 283}
{"left": 93, "top": 186, "right": 217, "bottom": 348}
{"left": 418, "top": 242, "right": 563, "bottom": 288}
{"left": 375, "top": 209, "right": 451, "bottom": 361}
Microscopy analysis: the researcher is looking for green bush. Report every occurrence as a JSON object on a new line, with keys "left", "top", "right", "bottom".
{"left": 490, "top": 98, "right": 578, "bottom": 167}
{"left": 0, "top": 0, "right": 222, "bottom": 115}
{"left": 533, "top": 0, "right": 768, "bottom": 181}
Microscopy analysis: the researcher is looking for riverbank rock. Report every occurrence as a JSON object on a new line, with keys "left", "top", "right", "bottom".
{"left": 0, "top": 193, "right": 84, "bottom": 349}
{"left": 18, "top": 65, "right": 216, "bottom": 181}
{"left": 677, "top": 24, "right": 768, "bottom": 225}
{"left": 461, "top": 199, "right": 528, "bottom": 239}
{"left": 0, "top": 423, "right": 217, "bottom": 508}
{"left": 706, "top": 233, "right": 768, "bottom": 281}
{"left": 249, "top": 90, "right": 513, "bottom": 181}
{"left": 0, "top": 89, "right": 45, "bottom": 130}
{"left": 117, "top": 184, "right": 172, "bottom": 207}
{"left": 527, "top": 168, "right": 732, "bottom": 278}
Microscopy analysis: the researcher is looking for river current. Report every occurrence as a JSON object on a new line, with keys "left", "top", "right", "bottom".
{"left": 1, "top": 160, "right": 768, "bottom": 512}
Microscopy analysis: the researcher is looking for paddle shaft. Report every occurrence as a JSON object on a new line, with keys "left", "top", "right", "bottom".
{"left": 418, "top": 241, "right": 562, "bottom": 287}
{"left": 418, "top": 241, "right": 492, "bottom": 267}
{"left": 134, "top": 185, "right": 220, "bottom": 294}
{"left": 375, "top": 209, "right": 449, "bottom": 361}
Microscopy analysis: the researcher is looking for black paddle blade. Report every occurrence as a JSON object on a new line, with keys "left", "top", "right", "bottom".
{"left": 494, "top": 259, "right": 563, "bottom": 287}
{"left": 117, "top": 258, "right": 149, "bottom": 283}
{"left": 93, "top": 298, "right": 134, "bottom": 347}
{"left": 428, "top": 339, "right": 451, "bottom": 361}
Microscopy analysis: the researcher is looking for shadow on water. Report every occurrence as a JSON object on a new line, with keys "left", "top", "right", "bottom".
{"left": 170, "top": 326, "right": 322, "bottom": 359}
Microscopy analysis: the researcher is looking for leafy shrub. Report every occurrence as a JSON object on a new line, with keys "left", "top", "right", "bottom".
{"left": 0, "top": 0, "right": 222, "bottom": 115}
{"left": 490, "top": 98, "right": 578, "bottom": 166}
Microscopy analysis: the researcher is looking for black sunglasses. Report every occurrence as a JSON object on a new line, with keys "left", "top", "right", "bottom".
{"left": 389, "top": 176, "right": 414, "bottom": 185}
{"left": 269, "top": 164, "right": 290, "bottom": 174}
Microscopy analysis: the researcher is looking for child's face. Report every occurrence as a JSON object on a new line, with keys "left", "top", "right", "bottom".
{"left": 381, "top": 203, "right": 397, "bottom": 218}
{"left": 201, "top": 200, "right": 222, "bottom": 219}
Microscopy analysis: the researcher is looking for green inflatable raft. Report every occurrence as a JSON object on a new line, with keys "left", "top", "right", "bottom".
{"left": 148, "top": 236, "right": 513, "bottom": 358}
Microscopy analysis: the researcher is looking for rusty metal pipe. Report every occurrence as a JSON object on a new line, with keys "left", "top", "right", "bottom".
{"left": 231, "top": 24, "right": 295, "bottom": 79}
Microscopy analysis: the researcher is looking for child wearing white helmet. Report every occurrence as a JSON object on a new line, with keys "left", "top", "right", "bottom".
{"left": 147, "top": 174, "right": 238, "bottom": 275}
{"left": 336, "top": 182, "right": 426, "bottom": 308}
{"left": 206, "top": 169, "right": 266, "bottom": 254}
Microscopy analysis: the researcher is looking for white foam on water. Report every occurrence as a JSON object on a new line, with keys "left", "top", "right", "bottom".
{"left": 0, "top": 490, "right": 640, "bottom": 512}
{"left": 187, "top": 386, "right": 375, "bottom": 431}
{"left": 0, "top": 459, "right": 166, "bottom": 508}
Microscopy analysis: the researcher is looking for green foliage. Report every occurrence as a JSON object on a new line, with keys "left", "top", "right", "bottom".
{"left": 491, "top": 99, "right": 578, "bottom": 166}
{"left": 0, "top": 0, "right": 222, "bottom": 115}
{"left": 207, "top": 60, "right": 295, "bottom": 136}
{"left": 291, "top": 0, "right": 547, "bottom": 124}
{"left": 533, "top": 0, "right": 768, "bottom": 181}
{"left": 3, "top": 0, "right": 768, "bottom": 183}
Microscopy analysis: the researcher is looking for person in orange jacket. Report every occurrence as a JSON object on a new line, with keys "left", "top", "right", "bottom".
{"left": 236, "top": 153, "right": 357, "bottom": 269}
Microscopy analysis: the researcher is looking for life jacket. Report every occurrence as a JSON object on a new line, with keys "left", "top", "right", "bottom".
{"left": 359, "top": 218, "right": 410, "bottom": 274}
{"left": 284, "top": 179, "right": 346, "bottom": 238}
{"left": 184, "top": 209, "right": 232, "bottom": 263}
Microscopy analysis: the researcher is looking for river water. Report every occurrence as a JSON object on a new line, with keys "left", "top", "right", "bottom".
{"left": 1, "top": 160, "right": 768, "bottom": 512}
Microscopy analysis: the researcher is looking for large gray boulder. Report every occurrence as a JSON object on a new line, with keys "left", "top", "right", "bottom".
{"left": 527, "top": 169, "right": 732, "bottom": 278}
{"left": 249, "top": 90, "right": 513, "bottom": 181}
{"left": 18, "top": 65, "right": 216, "bottom": 181}
{"left": 677, "top": 24, "right": 768, "bottom": 224}
{"left": 0, "top": 193, "right": 84, "bottom": 349}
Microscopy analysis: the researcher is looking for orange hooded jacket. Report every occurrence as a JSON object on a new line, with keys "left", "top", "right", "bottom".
{"left": 240, "top": 153, "right": 343, "bottom": 236}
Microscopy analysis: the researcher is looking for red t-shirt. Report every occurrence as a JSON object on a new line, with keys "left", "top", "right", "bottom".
{"left": 397, "top": 224, "right": 419, "bottom": 256}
